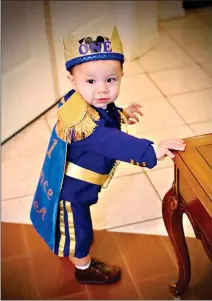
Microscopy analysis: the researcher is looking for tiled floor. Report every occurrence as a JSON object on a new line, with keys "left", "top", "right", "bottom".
{"left": 2, "top": 7, "right": 212, "bottom": 300}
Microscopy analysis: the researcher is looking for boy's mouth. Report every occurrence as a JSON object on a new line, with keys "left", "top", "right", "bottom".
{"left": 97, "top": 98, "right": 108, "bottom": 103}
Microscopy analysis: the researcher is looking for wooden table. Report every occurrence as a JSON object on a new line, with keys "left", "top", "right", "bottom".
{"left": 162, "top": 133, "right": 212, "bottom": 298}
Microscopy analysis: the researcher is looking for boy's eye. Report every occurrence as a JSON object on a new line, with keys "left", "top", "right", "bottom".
{"left": 87, "top": 79, "right": 95, "bottom": 84}
{"left": 107, "top": 78, "right": 116, "bottom": 83}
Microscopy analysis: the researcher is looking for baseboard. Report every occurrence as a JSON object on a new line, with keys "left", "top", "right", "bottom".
{"left": 1, "top": 98, "right": 61, "bottom": 145}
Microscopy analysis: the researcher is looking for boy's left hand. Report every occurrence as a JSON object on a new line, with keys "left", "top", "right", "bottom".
{"left": 124, "top": 103, "right": 143, "bottom": 125}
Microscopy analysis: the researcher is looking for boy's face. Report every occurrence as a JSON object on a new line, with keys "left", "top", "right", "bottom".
{"left": 68, "top": 60, "right": 123, "bottom": 108}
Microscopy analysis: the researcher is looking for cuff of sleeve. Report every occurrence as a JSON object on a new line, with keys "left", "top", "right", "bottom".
{"left": 139, "top": 143, "right": 157, "bottom": 169}
{"left": 148, "top": 144, "right": 158, "bottom": 168}
{"left": 152, "top": 143, "right": 157, "bottom": 153}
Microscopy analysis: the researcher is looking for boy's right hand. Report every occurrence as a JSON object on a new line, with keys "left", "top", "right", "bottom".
{"left": 154, "top": 138, "right": 186, "bottom": 161}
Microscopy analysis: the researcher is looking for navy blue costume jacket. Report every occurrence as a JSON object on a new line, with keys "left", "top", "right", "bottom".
{"left": 30, "top": 89, "right": 157, "bottom": 252}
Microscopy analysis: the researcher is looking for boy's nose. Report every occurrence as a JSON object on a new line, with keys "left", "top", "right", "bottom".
{"left": 97, "top": 82, "right": 108, "bottom": 93}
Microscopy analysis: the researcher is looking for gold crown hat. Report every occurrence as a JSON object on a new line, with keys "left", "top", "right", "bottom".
{"left": 63, "top": 26, "right": 124, "bottom": 70}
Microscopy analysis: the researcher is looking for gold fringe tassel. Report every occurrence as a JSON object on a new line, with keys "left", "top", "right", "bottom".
{"left": 56, "top": 105, "right": 100, "bottom": 143}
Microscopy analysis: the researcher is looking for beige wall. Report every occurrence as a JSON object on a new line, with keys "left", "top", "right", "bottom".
{"left": 2, "top": 1, "right": 55, "bottom": 142}
{"left": 158, "top": 0, "right": 185, "bottom": 20}
{"left": 115, "top": 1, "right": 159, "bottom": 60}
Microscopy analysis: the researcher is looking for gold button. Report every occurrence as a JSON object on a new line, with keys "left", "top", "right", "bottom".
{"left": 130, "top": 159, "right": 134, "bottom": 165}
{"left": 141, "top": 162, "right": 147, "bottom": 167}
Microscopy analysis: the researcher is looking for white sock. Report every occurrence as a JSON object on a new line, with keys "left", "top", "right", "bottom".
{"left": 75, "top": 260, "right": 91, "bottom": 270}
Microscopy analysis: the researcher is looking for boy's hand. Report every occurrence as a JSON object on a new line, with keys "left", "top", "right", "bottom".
{"left": 154, "top": 138, "right": 186, "bottom": 160}
{"left": 124, "top": 103, "right": 143, "bottom": 125}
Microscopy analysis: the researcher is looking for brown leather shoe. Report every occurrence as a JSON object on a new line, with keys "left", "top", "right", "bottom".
{"left": 75, "top": 258, "right": 121, "bottom": 284}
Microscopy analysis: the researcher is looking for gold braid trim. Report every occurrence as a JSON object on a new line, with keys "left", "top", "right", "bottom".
{"left": 56, "top": 118, "right": 69, "bottom": 142}
{"left": 68, "top": 105, "right": 99, "bottom": 143}
{"left": 122, "top": 109, "right": 129, "bottom": 121}
{"left": 102, "top": 110, "right": 128, "bottom": 188}
{"left": 56, "top": 92, "right": 99, "bottom": 143}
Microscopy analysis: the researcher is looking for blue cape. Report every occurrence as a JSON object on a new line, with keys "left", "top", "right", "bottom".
{"left": 30, "top": 126, "right": 67, "bottom": 251}
{"left": 30, "top": 95, "right": 70, "bottom": 252}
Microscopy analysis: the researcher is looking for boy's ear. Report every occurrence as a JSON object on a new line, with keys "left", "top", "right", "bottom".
{"left": 67, "top": 73, "right": 76, "bottom": 89}
{"left": 121, "top": 71, "right": 124, "bottom": 77}
{"left": 67, "top": 72, "right": 73, "bottom": 82}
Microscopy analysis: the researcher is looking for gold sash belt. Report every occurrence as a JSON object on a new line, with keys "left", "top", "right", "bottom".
{"left": 65, "top": 162, "right": 109, "bottom": 186}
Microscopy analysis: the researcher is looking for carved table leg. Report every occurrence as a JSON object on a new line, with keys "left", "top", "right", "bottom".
{"left": 186, "top": 199, "right": 212, "bottom": 263}
{"left": 186, "top": 210, "right": 212, "bottom": 262}
{"left": 162, "top": 188, "right": 191, "bottom": 297}
{"left": 201, "top": 233, "right": 212, "bottom": 262}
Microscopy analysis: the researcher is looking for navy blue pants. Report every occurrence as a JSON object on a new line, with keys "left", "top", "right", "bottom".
{"left": 54, "top": 200, "right": 94, "bottom": 258}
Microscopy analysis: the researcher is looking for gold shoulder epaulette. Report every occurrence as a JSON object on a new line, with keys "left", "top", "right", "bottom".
{"left": 56, "top": 91, "right": 100, "bottom": 143}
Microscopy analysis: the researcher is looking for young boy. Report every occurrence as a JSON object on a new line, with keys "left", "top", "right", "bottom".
{"left": 30, "top": 27, "right": 186, "bottom": 285}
